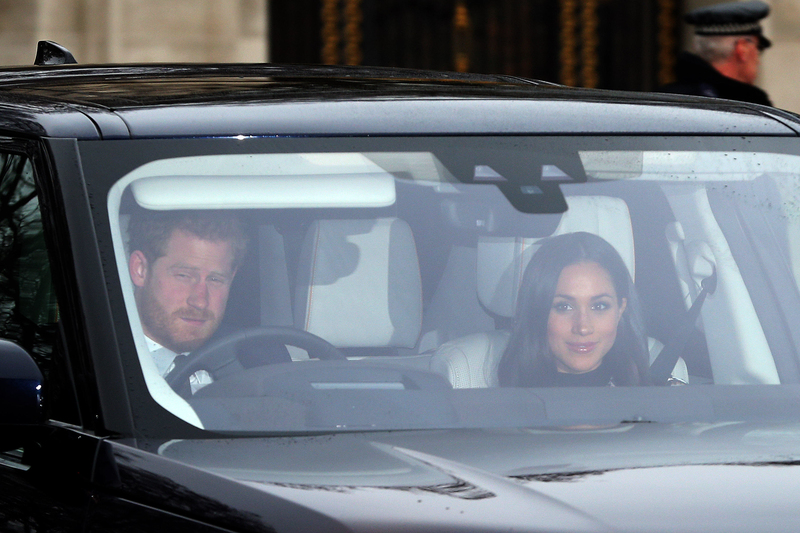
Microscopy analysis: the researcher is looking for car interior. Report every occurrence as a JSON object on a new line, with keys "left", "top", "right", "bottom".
{"left": 107, "top": 148, "right": 799, "bottom": 429}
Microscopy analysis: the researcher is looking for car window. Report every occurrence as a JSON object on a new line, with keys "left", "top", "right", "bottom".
{"left": 0, "top": 150, "right": 76, "bottom": 424}
{"left": 81, "top": 136, "right": 800, "bottom": 434}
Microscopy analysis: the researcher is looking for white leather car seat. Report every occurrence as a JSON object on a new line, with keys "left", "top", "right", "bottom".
{"left": 430, "top": 195, "right": 688, "bottom": 388}
{"left": 662, "top": 189, "right": 779, "bottom": 384}
{"left": 294, "top": 217, "right": 423, "bottom": 353}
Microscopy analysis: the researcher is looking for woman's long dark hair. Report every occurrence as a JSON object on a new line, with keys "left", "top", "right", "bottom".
{"left": 497, "top": 231, "right": 649, "bottom": 386}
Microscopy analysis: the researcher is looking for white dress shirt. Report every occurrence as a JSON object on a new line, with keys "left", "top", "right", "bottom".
{"left": 146, "top": 336, "right": 213, "bottom": 394}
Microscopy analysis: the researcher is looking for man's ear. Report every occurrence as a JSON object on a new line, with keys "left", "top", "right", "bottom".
{"left": 129, "top": 250, "right": 149, "bottom": 288}
{"left": 734, "top": 38, "right": 750, "bottom": 62}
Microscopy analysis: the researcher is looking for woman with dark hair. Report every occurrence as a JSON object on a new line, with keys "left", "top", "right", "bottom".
{"left": 498, "top": 231, "right": 650, "bottom": 387}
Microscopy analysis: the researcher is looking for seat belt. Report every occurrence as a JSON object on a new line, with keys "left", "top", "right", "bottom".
{"left": 649, "top": 268, "right": 717, "bottom": 385}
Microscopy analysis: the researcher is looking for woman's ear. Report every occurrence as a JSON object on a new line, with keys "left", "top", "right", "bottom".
{"left": 618, "top": 297, "right": 628, "bottom": 318}
{"left": 734, "top": 37, "right": 755, "bottom": 62}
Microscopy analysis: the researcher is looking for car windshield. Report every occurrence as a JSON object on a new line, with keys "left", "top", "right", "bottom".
{"left": 81, "top": 135, "right": 800, "bottom": 434}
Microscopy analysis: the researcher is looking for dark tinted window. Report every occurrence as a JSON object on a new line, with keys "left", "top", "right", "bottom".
{"left": 0, "top": 151, "right": 75, "bottom": 423}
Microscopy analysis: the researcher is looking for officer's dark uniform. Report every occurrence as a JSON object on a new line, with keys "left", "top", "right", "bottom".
{"left": 659, "top": 0, "right": 772, "bottom": 106}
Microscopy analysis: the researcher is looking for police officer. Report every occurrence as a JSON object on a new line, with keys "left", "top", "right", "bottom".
{"left": 659, "top": 0, "right": 772, "bottom": 106}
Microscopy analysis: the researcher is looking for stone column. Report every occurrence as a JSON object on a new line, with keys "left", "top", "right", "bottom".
{"left": 760, "top": 0, "right": 800, "bottom": 112}
{"left": 0, "top": 0, "right": 267, "bottom": 66}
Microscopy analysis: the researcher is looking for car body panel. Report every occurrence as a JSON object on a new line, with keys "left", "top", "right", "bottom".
{"left": 0, "top": 64, "right": 795, "bottom": 138}
{"left": 114, "top": 98, "right": 797, "bottom": 137}
{"left": 526, "top": 463, "right": 800, "bottom": 533}
{"left": 116, "top": 422, "right": 800, "bottom": 532}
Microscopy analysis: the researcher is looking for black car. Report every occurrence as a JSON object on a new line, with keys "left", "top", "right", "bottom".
{"left": 5, "top": 42, "right": 800, "bottom": 532}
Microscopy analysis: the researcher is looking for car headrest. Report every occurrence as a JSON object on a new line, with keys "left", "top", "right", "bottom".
{"left": 477, "top": 196, "right": 634, "bottom": 318}
{"left": 294, "top": 218, "right": 422, "bottom": 348}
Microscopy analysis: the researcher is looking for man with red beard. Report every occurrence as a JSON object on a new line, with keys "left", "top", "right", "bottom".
{"left": 128, "top": 210, "right": 248, "bottom": 394}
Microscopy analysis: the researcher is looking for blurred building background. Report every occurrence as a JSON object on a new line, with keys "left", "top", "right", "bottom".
{"left": 0, "top": 0, "right": 798, "bottom": 112}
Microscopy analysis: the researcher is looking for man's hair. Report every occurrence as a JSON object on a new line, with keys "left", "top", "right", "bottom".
{"left": 128, "top": 209, "right": 249, "bottom": 269}
{"left": 693, "top": 34, "right": 738, "bottom": 64}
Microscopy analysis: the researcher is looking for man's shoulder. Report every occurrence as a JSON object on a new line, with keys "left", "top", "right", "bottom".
{"left": 658, "top": 52, "right": 772, "bottom": 106}
{"left": 659, "top": 80, "right": 719, "bottom": 98}
{"left": 657, "top": 53, "right": 721, "bottom": 98}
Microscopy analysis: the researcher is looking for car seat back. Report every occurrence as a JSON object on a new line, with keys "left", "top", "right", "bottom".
{"left": 294, "top": 218, "right": 422, "bottom": 350}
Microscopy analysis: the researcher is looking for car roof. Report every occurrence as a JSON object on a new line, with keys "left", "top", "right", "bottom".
{"left": 0, "top": 63, "right": 798, "bottom": 139}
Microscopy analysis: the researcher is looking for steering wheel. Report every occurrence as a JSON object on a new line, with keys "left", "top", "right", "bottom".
{"left": 165, "top": 326, "right": 345, "bottom": 394}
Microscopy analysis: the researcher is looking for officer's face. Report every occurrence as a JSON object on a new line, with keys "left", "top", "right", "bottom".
{"left": 739, "top": 37, "right": 761, "bottom": 84}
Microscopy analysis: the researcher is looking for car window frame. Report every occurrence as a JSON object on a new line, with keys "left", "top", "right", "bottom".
{"left": 0, "top": 137, "right": 86, "bottom": 427}
{"left": 76, "top": 134, "right": 800, "bottom": 439}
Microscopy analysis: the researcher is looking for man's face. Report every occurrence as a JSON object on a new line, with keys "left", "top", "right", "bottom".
{"left": 130, "top": 229, "right": 237, "bottom": 353}
{"left": 739, "top": 37, "right": 761, "bottom": 85}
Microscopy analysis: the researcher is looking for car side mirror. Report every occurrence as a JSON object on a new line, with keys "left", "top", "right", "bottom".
{"left": 0, "top": 339, "right": 44, "bottom": 427}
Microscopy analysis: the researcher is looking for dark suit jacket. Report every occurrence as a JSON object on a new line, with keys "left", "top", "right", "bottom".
{"left": 658, "top": 52, "right": 772, "bottom": 107}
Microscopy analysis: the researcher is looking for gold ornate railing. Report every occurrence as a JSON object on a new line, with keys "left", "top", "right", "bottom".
{"left": 657, "top": 0, "right": 677, "bottom": 86}
{"left": 321, "top": 0, "right": 363, "bottom": 66}
{"left": 316, "top": 0, "right": 677, "bottom": 89}
{"left": 321, "top": 0, "right": 341, "bottom": 65}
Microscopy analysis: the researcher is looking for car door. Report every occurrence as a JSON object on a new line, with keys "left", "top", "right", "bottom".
{"left": 0, "top": 141, "right": 95, "bottom": 532}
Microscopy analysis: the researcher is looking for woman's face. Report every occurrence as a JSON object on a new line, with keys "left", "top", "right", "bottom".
{"left": 547, "top": 261, "right": 627, "bottom": 374}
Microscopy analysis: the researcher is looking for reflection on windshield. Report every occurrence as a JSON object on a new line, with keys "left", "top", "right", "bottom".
{"left": 104, "top": 146, "right": 800, "bottom": 432}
